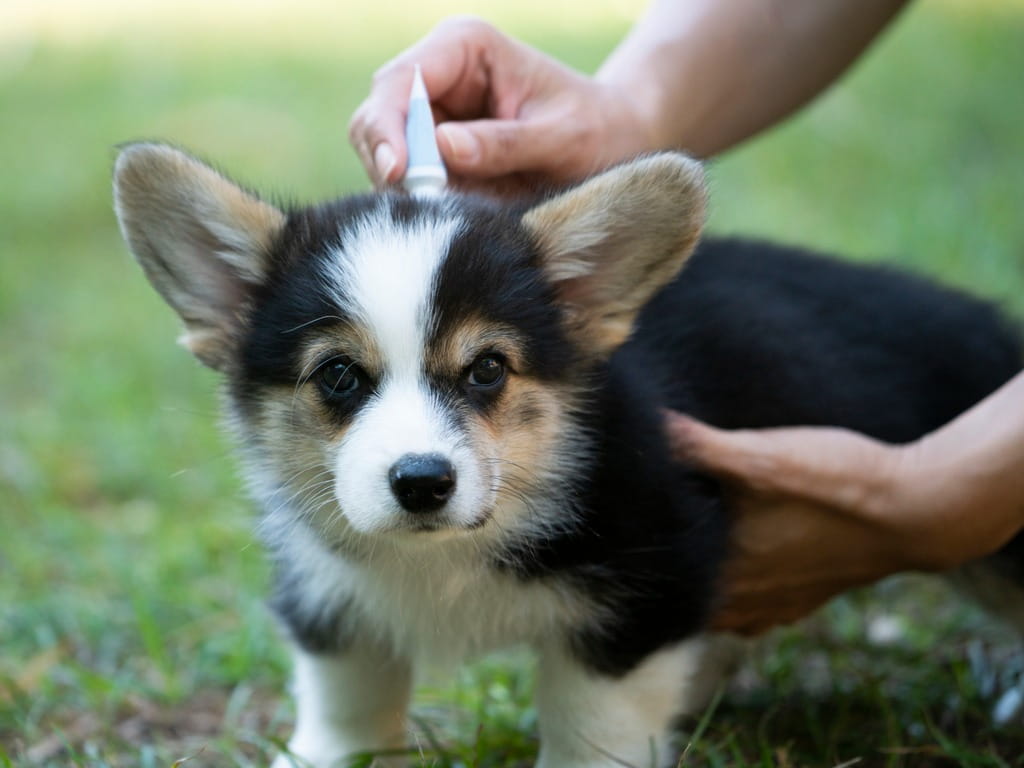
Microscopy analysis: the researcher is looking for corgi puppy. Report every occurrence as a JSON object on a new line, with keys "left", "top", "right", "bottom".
{"left": 114, "top": 143, "right": 1023, "bottom": 768}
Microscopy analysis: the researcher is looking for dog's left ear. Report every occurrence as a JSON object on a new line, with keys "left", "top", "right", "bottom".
{"left": 523, "top": 153, "right": 707, "bottom": 358}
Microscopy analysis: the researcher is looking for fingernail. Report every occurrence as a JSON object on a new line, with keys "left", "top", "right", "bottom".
{"left": 438, "top": 124, "right": 480, "bottom": 164}
{"left": 374, "top": 142, "right": 397, "bottom": 182}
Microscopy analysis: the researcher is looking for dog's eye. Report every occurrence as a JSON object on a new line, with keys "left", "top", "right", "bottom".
{"left": 318, "top": 358, "right": 363, "bottom": 399}
{"left": 467, "top": 355, "right": 505, "bottom": 388}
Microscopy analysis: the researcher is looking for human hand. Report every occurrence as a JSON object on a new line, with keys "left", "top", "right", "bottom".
{"left": 666, "top": 398, "right": 1024, "bottom": 635}
{"left": 666, "top": 414, "right": 908, "bottom": 635}
{"left": 348, "top": 17, "right": 654, "bottom": 192}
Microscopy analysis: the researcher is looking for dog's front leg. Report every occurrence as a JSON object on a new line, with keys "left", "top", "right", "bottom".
{"left": 274, "top": 641, "right": 412, "bottom": 768}
{"left": 534, "top": 637, "right": 726, "bottom": 768}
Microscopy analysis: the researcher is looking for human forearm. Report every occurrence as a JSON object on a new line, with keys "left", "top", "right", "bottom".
{"left": 597, "top": 0, "right": 910, "bottom": 157}
{"left": 886, "top": 369, "right": 1024, "bottom": 569}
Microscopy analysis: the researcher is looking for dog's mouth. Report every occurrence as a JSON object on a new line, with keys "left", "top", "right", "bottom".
{"left": 393, "top": 507, "right": 494, "bottom": 536}
{"left": 319, "top": 509, "right": 496, "bottom": 554}
{"left": 405, "top": 519, "right": 446, "bottom": 533}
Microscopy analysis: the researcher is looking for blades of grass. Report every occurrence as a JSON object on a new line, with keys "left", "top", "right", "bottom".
{"left": 130, "top": 591, "right": 180, "bottom": 700}
{"left": 408, "top": 713, "right": 454, "bottom": 768}
{"left": 680, "top": 684, "right": 726, "bottom": 762}
{"left": 922, "top": 709, "right": 1008, "bottom": 768}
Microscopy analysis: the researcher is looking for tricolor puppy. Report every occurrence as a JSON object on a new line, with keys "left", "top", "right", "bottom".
{"left": 114, "top": 143, "right": 1023, "bottom": 768}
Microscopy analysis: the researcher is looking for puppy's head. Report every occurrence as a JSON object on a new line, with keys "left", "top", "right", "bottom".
{"left": 114, "top": 144, "right": 705, "bottom": 547}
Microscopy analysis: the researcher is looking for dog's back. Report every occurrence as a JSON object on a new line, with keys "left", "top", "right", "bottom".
{"left": 634, "top": 237, "right": 1024, "bottom": 624}
{"left": 637, "top": 238, "right": 1020, "bottom": 438}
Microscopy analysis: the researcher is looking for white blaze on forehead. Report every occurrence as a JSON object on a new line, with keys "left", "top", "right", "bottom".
{"left": 323, "top": 204, "right": 461, "bottom": 376}
{"left": 320, "top": 204, "right": 490, "bottom": 534}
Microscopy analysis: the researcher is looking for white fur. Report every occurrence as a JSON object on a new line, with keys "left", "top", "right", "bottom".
{"left": 322, "top": 204, "right": 458, "bottom": 376}
{"left": 273, "top": 521, "right": 597, "bottom": 667}
{"left": 535, "top": 636, "right": 741, "bottom": 768}
{"left": 273, "top": 645, "right": 411, "bottom": 768}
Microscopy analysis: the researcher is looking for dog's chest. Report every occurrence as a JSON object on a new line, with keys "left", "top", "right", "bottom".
{"left": 339, "top": 543, "right": 590, "bottom": 663}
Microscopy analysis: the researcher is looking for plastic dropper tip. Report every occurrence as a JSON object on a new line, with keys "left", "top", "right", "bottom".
{"left": 410, "top": 63, "right": 429, "bottom": 102}
{"left": 403, "top": 63, "right": 447, "bottom": 197}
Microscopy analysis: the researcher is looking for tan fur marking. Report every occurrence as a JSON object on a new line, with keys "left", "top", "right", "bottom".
{"left": 494, "top": 382, "right": 571, "bottom": 471}
{"left": 298, "top": 323, "right": 387, "bottom": 384}
{"left": 428, "top": 317, "right": 528, "bottom": 379}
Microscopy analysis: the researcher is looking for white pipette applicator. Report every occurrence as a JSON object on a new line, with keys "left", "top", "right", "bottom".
{"left": 402, "top": 64, "right": 448, "bottom": 197}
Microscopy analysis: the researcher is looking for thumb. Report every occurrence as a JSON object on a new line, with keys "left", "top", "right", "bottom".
{"left": 436, "top": 118, "right": 564, "bottom": 179}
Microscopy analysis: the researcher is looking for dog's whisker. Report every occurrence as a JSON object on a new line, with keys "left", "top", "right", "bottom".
{"left": 280, "top": 314, "right": 347, "bottom": 335}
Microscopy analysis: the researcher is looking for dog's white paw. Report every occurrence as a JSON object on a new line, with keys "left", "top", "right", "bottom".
{"left": 270, "top": 752, "right": 310, "bottom": 768}
{"left": 270, "top": 733, "right": 353, "bottom": 768}
{"left": 272, "top": 736, "right": 405, "bottom": 768}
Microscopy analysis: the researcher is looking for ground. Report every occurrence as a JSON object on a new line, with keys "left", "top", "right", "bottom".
{"left": 2, "top": 1, "right": 1024, "bottom": 766}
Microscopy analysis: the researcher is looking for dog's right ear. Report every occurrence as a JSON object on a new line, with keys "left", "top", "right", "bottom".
{"left": 113, "top": 143, "right": 285, "bottom": 370}
{"left": 522, "top": 153, "right": 707, "bottom": 360}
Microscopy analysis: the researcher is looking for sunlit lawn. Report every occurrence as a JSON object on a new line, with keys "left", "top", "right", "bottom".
{"left": 2, "top": 1, "right": 1023, "bottom": 765}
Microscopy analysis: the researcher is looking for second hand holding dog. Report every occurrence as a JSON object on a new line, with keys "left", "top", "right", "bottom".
{"left": 671, "top": 373, "right": 1024, "bottom": 635}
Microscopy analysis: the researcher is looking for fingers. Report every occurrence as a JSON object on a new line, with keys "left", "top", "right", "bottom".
{"left": 348, "top": 17, "right": 495, "bottom": 187}
{"left": 665, "top": 411, "right": 892, "bottom": 514}
{"left": 664, "top": 412, "right": 745, "bottom": 477}
{"left": 349, "top": 58, "right": 430, "bottom": 186}
{"left": 436, "top": 117, "right": 575, "bottom": 179}
{"left": 665, "top": 411, "right": 795, "bottom": 495}
{"left": 349, "top": 104, "right": 404, "bottom": 186}
{"left": 710, "top": 588, "right": 834, "bottom": 636}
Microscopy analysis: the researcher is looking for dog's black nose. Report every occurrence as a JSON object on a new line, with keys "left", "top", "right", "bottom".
{"left": 389, "top": 453, "right": 456, "bottom": 513}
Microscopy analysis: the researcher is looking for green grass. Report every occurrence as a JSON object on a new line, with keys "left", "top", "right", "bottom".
{"left": 2, "top": 1, "right": 1024, "bottom": 765}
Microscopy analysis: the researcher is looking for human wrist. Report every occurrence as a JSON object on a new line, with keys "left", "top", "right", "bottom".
{"left": 595, "top": 52, "right": 684, "bottom": 158}
{"left": 854, "top": 444, "right": 929, "bottom": 572}
{"left": 873, "top": 439, "right": 990, "bottom": 572}
{"left": 587, "top": 81, "right": 660, "bottom": 169}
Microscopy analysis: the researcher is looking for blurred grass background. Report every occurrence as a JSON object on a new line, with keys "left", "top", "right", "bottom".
{"left": 2, "top": 0, "right": 1023, "bottom": 766}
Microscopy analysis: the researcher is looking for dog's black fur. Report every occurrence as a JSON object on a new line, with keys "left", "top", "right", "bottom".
{"left": 495, "top": 236, "right": 1023, "bottom": 674}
